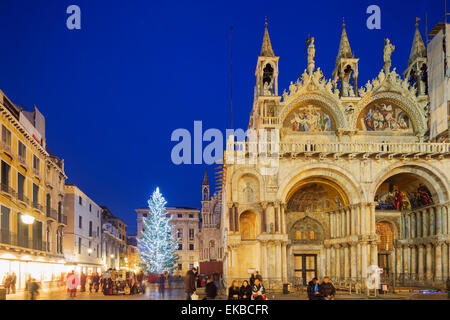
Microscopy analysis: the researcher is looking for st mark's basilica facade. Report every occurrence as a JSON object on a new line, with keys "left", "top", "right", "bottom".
{"left": 222, "top": 20, "right": 450, "bottom": 290}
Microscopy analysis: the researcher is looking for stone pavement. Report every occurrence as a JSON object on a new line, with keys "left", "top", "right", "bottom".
{"left": 4, "top": 286, "right": 449, "bottom": 300}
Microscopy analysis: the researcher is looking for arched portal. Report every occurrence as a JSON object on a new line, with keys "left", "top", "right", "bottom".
{"left": 286, "top": 178, "right": 348, "bottom": 213}
{"left": 374, "top": 173, "right": 436, "bottom": 211}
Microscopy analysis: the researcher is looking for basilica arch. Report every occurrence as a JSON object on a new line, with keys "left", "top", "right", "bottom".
{"left": 279, "top": 93, "right": 346, "bottom": 131}
{"left": 354, "top": 92, "right": 427, "bottom": 136}
{"left": 278, "top": 164, "right": 364, "bottom": 204}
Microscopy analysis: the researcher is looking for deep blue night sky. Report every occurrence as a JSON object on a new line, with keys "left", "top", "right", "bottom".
{"left": 0, "top": 0, "right": 443, "bottom": 234}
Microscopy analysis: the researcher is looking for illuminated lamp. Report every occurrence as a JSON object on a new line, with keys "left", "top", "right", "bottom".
{"left": 21, "top": 214, "right": 35, "bottom": 225}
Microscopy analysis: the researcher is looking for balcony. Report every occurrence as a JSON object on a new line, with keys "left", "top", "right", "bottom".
{"left": 33, "top": 167, "right": 41, "bottom": 178}
{"left": 16, "top": 192, "right": 30, "bottom": 206}
{"left": 227, "top": 141, "right": 450, "bottom": 160}
{"left": 57, "top": 214, "right": 67, "bottom": 225}
{"left": 0, "top": 232, "right": 45, "bottom": 252}
{"left": 1, "top": 183, "right": 16, "bottom": 198}
{"left": 89, "top": 231, "right": 98, "bottom": 238}
{"left": 259, "top": 116, "right": 279, "bottom": 126}
{"left": 46, "top": 208, "right": 58, "bottom": 220}
{"left": 1, "top": 140, "right": 12, "bottom": 155}
{"left": 32, "top": 202, "right": 44, "bottom": 212}
{"left": 18, "top": 154, "right": 27, "bottom": 168}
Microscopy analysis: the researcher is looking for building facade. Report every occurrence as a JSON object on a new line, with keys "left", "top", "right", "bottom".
{"left": 136, "top": 206, "right": 201, "bottom": 276}
{"left": 101, "top": 206, "right": 127, "bottom": 270}
{"left": 198, "top": 170, "right": 224, "bottom": 274}
{"left": 222, "top": 21, "right": 450, "bottom": 290}
{"left": 63, "top": 184, "right": 103, "bottom": 273}
{"left": 0, "top": 89, "right": 67, "bottom": 289}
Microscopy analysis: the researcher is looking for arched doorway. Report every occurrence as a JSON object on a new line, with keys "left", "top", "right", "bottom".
{"left": 285, "top": 178, "right": 347, "bottom": 284}
{"left": 289, "top": 217, "right": 324, "bottom": 285}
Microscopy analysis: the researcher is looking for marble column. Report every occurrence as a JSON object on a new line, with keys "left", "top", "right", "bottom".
{"left": 361, "top": 243, "right": 368, "bottom": 283}
{"left": 346, "top": 208, "right": 351, "bottom": 237}
{"left": 417, "top": 211, "right": 422, "bottom": 238}
{"left": 411, "top": 213, "right": 416, "bottom": 238}
{"left": 281, "top": 243, "right": 287, "bottom": 282}
{"left": 442, "top": 206, "right": 448, "bottom": 235}
{"left": 228, "top": 203, "right": 234, "bottom": 232}
{"left": 356, "top": 243, "right": 361, "bottom": 281}
{"left": 356, "top": 205, "right": 361, "bottom": 235}
{"left": 418, "top": 245, "right": 424, "bottom": 281}
{"left": 395, "top": 246, "right": 402, "bottom": 280}
{"left": 423, "top": 209, "right": 428, "bottom": 238}
{"left": 411, "top": 245, "right": 416, "bottom": 281}
{"left": 350, "top": 244, "right": 357, "bottom": 280}
{"left": 442, "top": 242, "right": 449, "bottom": 282}
{"left": 274, "top": 204, "right": 279, "bottom": 233}
{"left": 262, "top": 242, "right": 268, "bottom": 277}
{"left": 406, "top": 214, "right": 411, "bottom": 238}
{"left": 261, "top": 202, "right": 267, "bottom": 233}
{"left": 430, "top": 207, "right": 435, "bottom": 236}
{"left": 280, "top": 203, "right": 286, "bottom": 234}
{"left": 425, "top": 243, "right": 432, "bottom": 281}
{"left": 344, "top": 245, "right": 350, "bottom": 280}
{"left": 435, "top": 242, "right": 442, "bottom": 282}
{"left": 350, "top": 206, "right": 356, "bottom": 235}
{"left": 234, "top": 205, "right": 239, "bottom": 232}
{"left": 325, "top": 245, "right": 331, "bottom": 277}
{"left": 335, "top": 245, "right": 341, "bottom": 281}
{"left": 436, "top": 206, "right": 442, "bottom": 235}
{"left": 329, "top": 213, "right": 333, "bottom": 238}
{"left": 361, "top": 205, "right": 366, "bottom": 235}
{"left": 330, "top": 246, "right": 336, "bottom": 279}
{"left": 403, "top": 245, "right": 409, "bottom": 279}
{"left": 370, "top": 243, "right": 377, "bottom": 266}
{"left": 275, "top": 242, "right": 282, "bottom": 281}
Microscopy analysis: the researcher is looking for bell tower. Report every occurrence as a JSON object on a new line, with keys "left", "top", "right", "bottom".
{"left": 332, "top": 18, "right": 359, "bottom": 97}
{"left": 404, "top": 19, "right": 427, "bottom": 96}
{"left": 255, "top": 17, "right": 279, "bottom": 99}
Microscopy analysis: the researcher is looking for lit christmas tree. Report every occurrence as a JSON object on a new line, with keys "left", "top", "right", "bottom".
{"left": 138, "top": 188, "right": 178, "bottom": 273}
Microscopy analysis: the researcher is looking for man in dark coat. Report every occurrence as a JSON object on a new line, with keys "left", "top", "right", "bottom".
{"left": 184, "top": 267, "right": 197, "bottom": 300}
{"left": 319, "top": 277, "right": 336, "bottom": 300}
{"left": 205, "top": 278, "right": 217, "bottom": 300}
{"left": 307, "top": 277, "right": 321, "bottom": 300}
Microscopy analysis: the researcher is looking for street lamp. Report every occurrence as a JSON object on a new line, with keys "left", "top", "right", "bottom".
{"left": 21, "top": 214, "right": 35, "bottom": 225}
{"left": 110, "top": 254, "right": 114, "bottom": 258}
{"left": 87, "top": 248, "right": 93, "bottom": 254}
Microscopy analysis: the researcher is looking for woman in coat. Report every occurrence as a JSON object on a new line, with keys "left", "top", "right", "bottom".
{"left": 239, "top": 280, "right": 252, "bottom": 300}
{"left": 228, "top": 280, "right": 240, "bottom": 300}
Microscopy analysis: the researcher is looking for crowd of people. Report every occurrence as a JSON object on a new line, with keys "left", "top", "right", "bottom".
{"left": 1, "top": 272, "right": 17, "bottom": 294}
{"left": 64, "top": 268, "right": 146, "bottom": 297}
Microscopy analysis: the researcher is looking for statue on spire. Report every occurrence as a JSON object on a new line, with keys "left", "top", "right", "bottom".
{"left": 307, "top": 37, "right": 316, "bottom": 74}
{"left": 383, "top": 38, "right": 395, "bottom": 73}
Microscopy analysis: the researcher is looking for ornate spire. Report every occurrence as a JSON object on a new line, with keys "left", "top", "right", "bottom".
{"left": 260, "top": 16, "right": 275, "bottom": 57}
{"left": 335, "top": 17, "right": 354, "bottom": 64}
{"left": 408, "top": 19, "right": 426, "bottom": 65}
{"left": 202, "top": 168, "right": 209, "bottom": 186}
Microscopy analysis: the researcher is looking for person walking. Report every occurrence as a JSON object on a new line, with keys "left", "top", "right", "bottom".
{"left": 319, "top": 276, "right": 336, "bottom": 300}
{"left": 66, "top": 271, "right": 80, "bottom": 298}
{"left": 80, "top": 272, "right": 86, "bottom": 292}
{"left": 205, "top": 278, "right": 217, "bottom": 300}
{"left": 228, "top": 280, "right": 240, "bottom": 300}
{"left": 3, "top": 273, "right": 11, "bottom": 294}
{"left": 29, "top": 278, "right": 40, "bottom": 300}
{"left": 251, "top": 278, "right": 266, "bottom": 300}
{"left": 239, "top": 280, "right": 252, "bottom": 300}
{"left": 10, "top": 272, "right": 16, "bottom": 294}
{"left": 184, "top": 267, "right": 197, "bottom": 300}
{"left": 159, "top": 273, "right": 166, "bottom": 298}
{"left": 307, "top": 277, "right": 321, "bottom": 300}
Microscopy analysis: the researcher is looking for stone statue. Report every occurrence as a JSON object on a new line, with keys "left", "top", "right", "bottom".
{"left": 307, "top": 37, "right": 315, "bottom": 74}
{"left": 243, "top": 182, "right": 254, "bottom": 203}
{"left": 383, "top": 38, "right": 395, "bottom": 72}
